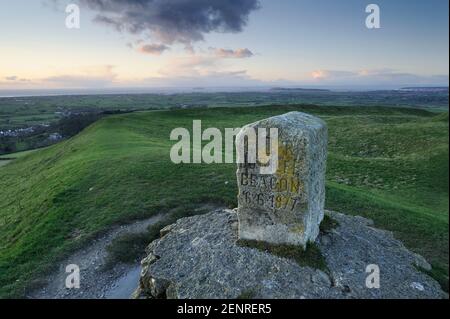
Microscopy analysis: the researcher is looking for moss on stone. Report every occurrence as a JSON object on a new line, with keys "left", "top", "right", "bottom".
{"left": 320, "top": 214, "right": 339, "bottom": 234}
{"left": 237, "top": 239, "right": 328, "bottom": 273}
{"left": 237, "top": 289, "right": 257, "bottom": 299}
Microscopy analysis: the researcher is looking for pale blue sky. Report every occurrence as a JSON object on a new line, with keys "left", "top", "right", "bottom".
{"left": 0, "top": 0, "right": 448, "bottom": 89}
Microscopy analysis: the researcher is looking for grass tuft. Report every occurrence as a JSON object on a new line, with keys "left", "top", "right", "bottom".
{"left": 320, "top": 215, "right": 339, "bottom": 234}
{"left": 237, "top": 240, "right": 328, "bottom": 273}
{"left": 104, "top": 233, "right": 150, "bottom": 268}
{"left": 415, "top": 265, "right": 449, "bottom": 293}
{"left": 237, "top": 289, "right": 257, "bottom": 299}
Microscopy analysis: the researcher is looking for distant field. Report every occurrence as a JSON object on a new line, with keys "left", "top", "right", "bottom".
{"left": 0, "top": 105, "right": 448, "bottom": 298}
{"left": 1, "top": 89, "right": 448, "bottom": 129}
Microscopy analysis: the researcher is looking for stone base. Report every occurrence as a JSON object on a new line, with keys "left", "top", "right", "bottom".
{"left": 134, "top": 209, "right": 447, "bottom": 299}
{"left": 237, "top": 207, "right": 324, "bottom": 249}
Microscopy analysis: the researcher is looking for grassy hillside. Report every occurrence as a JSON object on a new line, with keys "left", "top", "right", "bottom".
{"left": 0, "top": 105, "right": 448, "bottom": 298}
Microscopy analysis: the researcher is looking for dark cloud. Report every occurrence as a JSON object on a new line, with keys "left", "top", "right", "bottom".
{"left": 78, "top": 0, "right": 260, "bottom": 45}
{"left": 138, "top": 43, "right": 170, "bottom": 55}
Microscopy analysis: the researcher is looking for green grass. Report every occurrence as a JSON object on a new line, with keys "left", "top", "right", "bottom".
{"left": 0, "top": 105, "right": 448, "bottom": 298}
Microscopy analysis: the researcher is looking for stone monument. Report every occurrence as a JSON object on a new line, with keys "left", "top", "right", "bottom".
{"left": 236, "top": 112, "right": 327, "bottom": 248}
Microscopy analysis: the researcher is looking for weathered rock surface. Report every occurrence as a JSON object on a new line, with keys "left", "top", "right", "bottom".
{"left": 134, "top": 209, "right": 446, "bottom": 299}
{"left": 236, "top": 112, "right": 327, "bottom": 247}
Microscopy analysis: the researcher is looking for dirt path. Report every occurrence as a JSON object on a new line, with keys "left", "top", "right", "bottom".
{"left": 27, "top": 214, "right": 165, "bottom": 299}
{"left": 27, "top": 203, "right": 224, "bottom": 299}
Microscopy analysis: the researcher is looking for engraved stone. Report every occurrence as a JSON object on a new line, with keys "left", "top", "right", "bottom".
{"left": 236, "top": 112, "right": 327, "bottom": 248}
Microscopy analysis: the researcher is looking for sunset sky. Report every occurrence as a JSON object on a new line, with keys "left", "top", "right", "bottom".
{"left": 1, "top": 0, "right": 448, "bottom": 90}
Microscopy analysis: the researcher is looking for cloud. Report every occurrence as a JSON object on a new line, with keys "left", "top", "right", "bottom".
{"left": 212, "top": 48, "right": 254, "bottom": 58}
{"left": 43, "top": 75, "right": 114, "bottom": 87}
{"left": 310, "top": 69, "right": 449, "bottom": 87}
{"left": 42, "top": 65, "right": 118, "bottom": 88}
{"left": 136, "top": 52, "right": 261, "bottom": 86}
{"left": 311, "top": 70, "right": 357, "bottom": 80}
{"left": 2, "top": 76, "right": 32, "bottom": 83}
{"left": 141, "top": 69, "right": 262, "bottom": 87}
{"left": 157, "top": 55, "right": 221, "bottom": 77}
{"left": 78, "top": 0, "right": 260, "bottom": 47}
{"left": 138, "top": 43, "right": 170, "bottom": 55}
{"left": 152, "top": 47, "right": 255, "bottom": 77}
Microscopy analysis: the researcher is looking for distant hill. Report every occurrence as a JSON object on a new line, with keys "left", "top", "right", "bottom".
{"left": 399, "top": 87, "right": 449, "bottom": 92}
{"left": 271, "top": 87, "right": 331, "bottom": 92}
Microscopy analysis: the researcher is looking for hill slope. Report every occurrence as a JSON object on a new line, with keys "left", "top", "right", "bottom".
{"left": 0, "top": 105, "right": 448, "bottom": 297}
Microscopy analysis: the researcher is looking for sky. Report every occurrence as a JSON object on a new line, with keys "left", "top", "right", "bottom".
{"left": 0, "top": 0, "right": 448, "bottom": 90}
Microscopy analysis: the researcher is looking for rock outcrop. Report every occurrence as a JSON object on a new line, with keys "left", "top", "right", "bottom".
{"left": 133, "top": 209, "right": 446, "bottom": 299}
